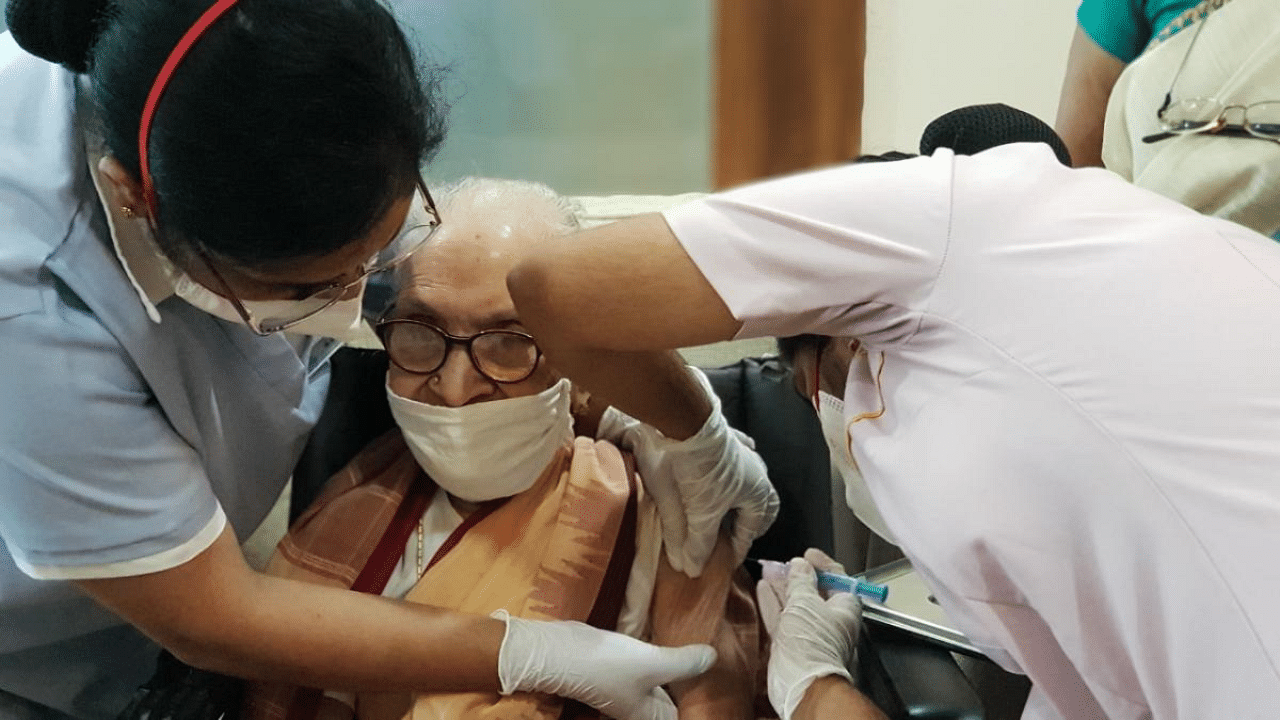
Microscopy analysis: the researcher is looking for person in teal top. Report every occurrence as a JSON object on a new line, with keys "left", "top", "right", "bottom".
{"left": 1054, "top": 0, "right": 1204, "bottom": 166}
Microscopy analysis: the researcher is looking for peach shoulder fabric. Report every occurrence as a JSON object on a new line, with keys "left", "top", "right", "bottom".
{"left": 245, "top": 431, "right": 763, "bottom": 720}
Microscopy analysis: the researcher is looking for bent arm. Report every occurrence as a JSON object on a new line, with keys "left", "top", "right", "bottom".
{"left": 1054, "top": 24, "right": 1127, "bottom": 168}
{"left": 77, "top": 526, "right": 505, "bottom": 693}
{"left": 508, "top": 213, "right": 741, "bottom": 439}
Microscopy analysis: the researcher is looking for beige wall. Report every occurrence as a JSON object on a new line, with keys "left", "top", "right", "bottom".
{"left": 861, "top": 0, "right": 1080, "bottom": 155}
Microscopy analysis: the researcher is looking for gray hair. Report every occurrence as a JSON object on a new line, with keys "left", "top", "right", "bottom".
{"left": 431, "top": 176, "right": 582, "bottom": 237}
{"left": 388, "top": 177, "right": 582, "bottom": 297}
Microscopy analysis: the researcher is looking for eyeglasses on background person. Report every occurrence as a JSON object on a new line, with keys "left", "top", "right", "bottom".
{"left": 1143, "top": 8, "right": 1280, "bottom": 144}
{"left": 195, "top": 179, "right": 442, "bottom": 335}
{"left": 375, "top": 318, "right": 543, "bottom": 384}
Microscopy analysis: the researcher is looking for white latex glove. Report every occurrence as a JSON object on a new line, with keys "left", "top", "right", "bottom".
{"left": 494, "top": 610, "right": 717, "bottom": 720}
{"left": 756, "top": 554, "right": 862, "bottom": 720}
{"left": 757, "top": 548, "right": 851, "bottom": 633}
{"left": 597, "top": 367, "right": 780, "bottom": 577}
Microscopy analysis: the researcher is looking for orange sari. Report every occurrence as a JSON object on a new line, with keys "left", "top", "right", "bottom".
{"left": 244, "top": 430, "right": 763, "bottom": 720}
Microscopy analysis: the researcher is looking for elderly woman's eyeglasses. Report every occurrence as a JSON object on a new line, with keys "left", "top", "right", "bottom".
{"left": 1143, "top": 10, "right": 1280, "bottom": 144}
{"left": 196, "top": 179, "right": 442, "bottom": 335}
{"left": 375, "top": 318, "right": 543, "bottom": 384}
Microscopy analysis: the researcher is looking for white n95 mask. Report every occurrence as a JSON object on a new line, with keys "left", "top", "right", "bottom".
{"left": 132, "top": 219, "right": 368, "bottom": 340}
{"left": 816, "top": 390, "right": 895, "bottom": 543}
{"left": 172, "top": 273, "right": 366, "bottom": 341}
{"left": 387, "top": 377, "right": 575, "bottom": 502}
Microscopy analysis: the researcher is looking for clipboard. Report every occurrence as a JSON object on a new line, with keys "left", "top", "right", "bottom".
{"left": 860, "top": 558, "right": 982, "bottom": 656}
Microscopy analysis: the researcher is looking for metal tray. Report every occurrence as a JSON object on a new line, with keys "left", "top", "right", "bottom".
{"left": 860, "top": 558, "right": 982, "bottom": 656}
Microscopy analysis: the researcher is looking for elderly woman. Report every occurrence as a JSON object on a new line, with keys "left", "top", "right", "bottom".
{"left": 242, "top": 177, "right": 770, "bottom": 720}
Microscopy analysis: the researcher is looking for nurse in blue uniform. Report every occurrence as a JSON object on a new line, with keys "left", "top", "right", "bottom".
{"left": 0, "top": 1, "right": 722, "bottom": 717}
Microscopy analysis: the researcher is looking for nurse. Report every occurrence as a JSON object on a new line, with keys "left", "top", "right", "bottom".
{"left": 0, "top": 1, "right": 733, "bottom": 718}
{"left": 507, "top": 110, "right": 1280, "bottom": 718}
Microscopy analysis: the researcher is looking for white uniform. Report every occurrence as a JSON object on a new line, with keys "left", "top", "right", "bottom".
{"left": 665, "top": 144, "right": 1280, "bottom": 719}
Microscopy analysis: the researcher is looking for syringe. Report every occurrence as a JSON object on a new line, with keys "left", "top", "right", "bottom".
{"left": 753, "top": 558, "right": 890, "bottom": 603}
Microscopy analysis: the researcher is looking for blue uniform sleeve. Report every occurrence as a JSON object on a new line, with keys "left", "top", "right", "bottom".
{"left": 0, "top": 286, "right": 221, "bottom": 578}
{"left": 1077, "top": 0, "right": 1151, "bottom": 62}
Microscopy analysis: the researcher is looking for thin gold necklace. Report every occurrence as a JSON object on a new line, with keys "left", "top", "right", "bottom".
{"left": 416, "top": 519, "right": 425, "bottom": 577}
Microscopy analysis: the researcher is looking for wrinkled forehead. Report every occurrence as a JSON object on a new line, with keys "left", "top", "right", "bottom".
{"left": 405, "top": 231, "right": 515, "bottom": 285}
{"left": 389, "top": 182, "right": 569, "bottom": 321}
{"left": 389, "top": 225, "right": 521, "bottom": 327}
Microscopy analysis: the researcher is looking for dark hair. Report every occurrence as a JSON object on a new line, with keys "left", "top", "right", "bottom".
{"left": 775, "top": 333, "right": 828, "bottom": 368}
{"left": 10, "top": 0, "right": 446, "bottom": 268}
{"left": 5, "top": 0, "right": 110, "bottom": 73}
{"left": 849, "top": 150, "right": 918, "bottom": 164}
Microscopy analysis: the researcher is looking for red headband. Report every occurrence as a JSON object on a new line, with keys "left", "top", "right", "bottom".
{"left": 137, "top": 0, "right": 241, "bottom": 215}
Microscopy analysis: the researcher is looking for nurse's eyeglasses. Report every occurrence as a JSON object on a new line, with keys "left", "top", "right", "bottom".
{"left": 375, "top": 318, "right": 543, "bottom": 384}
{"left": 1142, "top": 9, "right": 1280, "bottom": 144}
{"left": 194, "top": 179, "right": 441, "bottom": 335}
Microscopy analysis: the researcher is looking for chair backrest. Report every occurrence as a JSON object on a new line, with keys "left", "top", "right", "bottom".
{"left": 701, "top": 355, "right": 902, "bottom": 573}
{"left": 290, "top": 347, "right": 396, "bottom": 520}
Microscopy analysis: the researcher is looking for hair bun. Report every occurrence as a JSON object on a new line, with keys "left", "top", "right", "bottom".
{"left": 919, "top": 103, "right": 1073, "bottom": 166}
{"left": 5, "top": 0, "right": 112, "bottom": 73}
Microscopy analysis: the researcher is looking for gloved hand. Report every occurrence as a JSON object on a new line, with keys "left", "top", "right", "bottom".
{"left": 756, "top": 548, "right": 852, "bottom": 632}
{"left": 494, "top": 610, "right": 717, "bottom": 720}
{"left": 598, "top": 367, "right": 779, "bottom": 577}
{"left": 755, "top": 551, "right": 862, "bottom": 720}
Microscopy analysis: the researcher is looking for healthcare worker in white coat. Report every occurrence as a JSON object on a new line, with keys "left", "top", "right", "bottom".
{"left": 507, "top": 105, "right": 1280, "bottom": 720}
{"left": 0, "top": 1, "right": 779, "bottom": 717}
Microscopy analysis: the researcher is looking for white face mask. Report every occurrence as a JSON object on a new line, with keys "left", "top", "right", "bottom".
{"left": 171, "top": 273, "right": 366, "bottom": 341}
{"left": 816, "top": 390, "right": 895, "bottom": 543}
{"left": 386, "top": 377, "right": 575, "bottom": 503}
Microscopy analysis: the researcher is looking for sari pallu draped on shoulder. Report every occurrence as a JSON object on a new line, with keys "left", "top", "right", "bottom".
{"left": 243, "top": 430, "right": 764, "bottom": 720}
{"left": 1103, "top": 0, "right": 1280, "bottom": 239}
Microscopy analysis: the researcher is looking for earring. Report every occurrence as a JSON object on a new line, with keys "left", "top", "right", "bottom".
{"left": 120, "top": 205, "right": 138, "bottom": 219}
